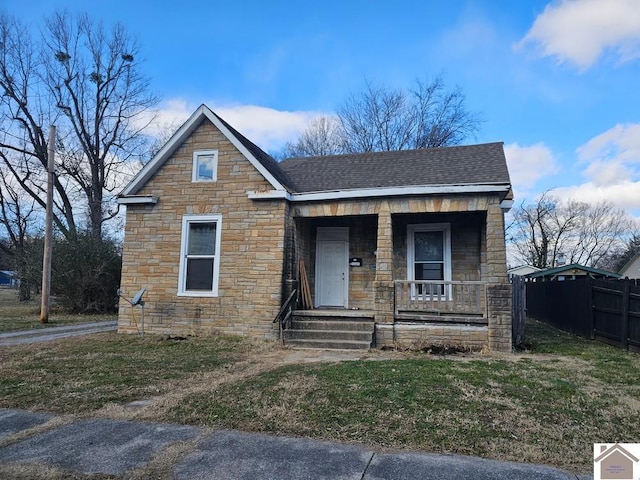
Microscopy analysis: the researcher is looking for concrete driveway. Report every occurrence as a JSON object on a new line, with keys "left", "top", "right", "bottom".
{"left": 0, "top": 320, "right": 117, "bottom": 346}
{"left": 0, "top": 409, "right": 592, "bottom": 479}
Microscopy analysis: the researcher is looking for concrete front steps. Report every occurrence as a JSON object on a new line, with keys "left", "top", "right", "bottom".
{"left": 283, "top": 310, "right": 375, "bottom": 350}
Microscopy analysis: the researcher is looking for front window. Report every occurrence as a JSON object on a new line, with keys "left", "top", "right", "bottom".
{"left": 178, "top": 215, "right": 222, "bottom": 296}
{"left": 408, "top": 223, "right": 451, "bottom": 296}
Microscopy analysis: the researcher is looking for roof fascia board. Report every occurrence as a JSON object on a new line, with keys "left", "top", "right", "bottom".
{"left": 280, "top": 184, "right": 511, "bottom": 202}
{"left": 120, "top": 105, "right": 285, "bottom": 196}
{"left": 121, "top": 105, "right": 207, "bottom": 196}
{"left": 117, "top": 195, "right": 158, "bottom": 205}
{"left": 500, "top": 199, "right": 514, "bottom": 211}
{"left": 528, "top": 263, "right": 620, "bottom": 278}
{"left": 247, "top": 190, "right": 291, "bottom": 200}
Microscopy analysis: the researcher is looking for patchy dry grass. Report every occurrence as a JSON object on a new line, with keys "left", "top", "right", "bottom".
{"left": 0, "top": 288, "right": 112, "bottom": 333}
{"left": 164, "top": 321, "right": 639, "bottom": 473}
{"left": 0, "top": 332, "right": 255, "bottom": 414}
{"left": 0, "top": 319, "right": 637, "bottom": 473}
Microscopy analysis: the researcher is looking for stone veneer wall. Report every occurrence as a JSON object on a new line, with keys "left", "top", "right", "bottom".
{"left": 346, "top": 216, "right": 377, "bottom": 309}
{"left": 118, "top": 119, "right": 286, "bottom": 339}
{"left": 376, "top": 324, "right": 489, "bottom": 350}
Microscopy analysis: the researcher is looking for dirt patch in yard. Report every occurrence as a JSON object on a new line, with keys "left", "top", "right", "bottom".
{"left": 94, "top": 346, "right": 390, "bottom": 422}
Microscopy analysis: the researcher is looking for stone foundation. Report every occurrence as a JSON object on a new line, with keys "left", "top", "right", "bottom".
{"left": 376, "top": 323, "right": 488, "bottom": 350}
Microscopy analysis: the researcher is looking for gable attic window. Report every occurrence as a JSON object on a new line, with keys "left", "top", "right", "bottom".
{"left": 178, "top": 214, "right": 222, "bottom": 296}
{"left": 192, "top": 150, "right": 218, "bottom": 182}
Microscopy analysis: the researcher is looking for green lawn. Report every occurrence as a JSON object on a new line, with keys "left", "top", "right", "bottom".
{"left": 0, "top": 288, "right": 113, "bottom": 333}
{"left": 0, "top": 333, "right": 252, "bottom": 413}
{"left": 166, "top": 321, "right": 639, "bottom": 473}
{"left": 0, "top": 318, "right": 636, "bottom": 474}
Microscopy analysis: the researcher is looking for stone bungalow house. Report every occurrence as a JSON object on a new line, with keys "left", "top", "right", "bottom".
{"left": 117, "top": 104, "right": 514, "bottom": 352}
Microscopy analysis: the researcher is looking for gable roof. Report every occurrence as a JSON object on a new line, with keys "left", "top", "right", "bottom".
{"left": 507, "top": 265, "right": 541, "bottom": 276}
{"left": 619, "top": 252, "right": 640, "bottom": 277}
{"left": 526, "top": 263, "right": 621, "bottom": 279}
{"left": 120, "top": 104, "right": 295, "bottom": 197}
{"left": 278, "top": 143, "right": 510, "bottom": 193}
{"left": 119, "top": 105, "right": 512, "bottom": 203}
{"left": 211, "top": 112, "right": 295, "bottom": 191}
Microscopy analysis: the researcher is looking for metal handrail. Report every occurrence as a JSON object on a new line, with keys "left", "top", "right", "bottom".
{"left": 273, "top": 289, "right": 297, "bottom": 345}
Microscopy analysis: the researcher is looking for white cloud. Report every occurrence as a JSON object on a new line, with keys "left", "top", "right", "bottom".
{"left": 438, "top": 14, "right": 498, "bottom": 57}
{"left": 517, "top": 0, "right": 640, "bottom": 69}
{"left": 504, "top": 142, "right": 559, "bottom": 197}
{"left": 143, "top": 99, "right": 323, "bottom": 154}
{"left": 577, "top": 123, "right": 640, "bottom": 164}
{"left": 554, "top": 181, "right": 640, "bottom": 211}
{"left": 554, "top": 123, "right": 640, "bottom": 212}
{"left": 214, "top": 105, "right": 321, "bottom": 153}
{"left": 583, "top": 159, "right": 631, "bottom": 186}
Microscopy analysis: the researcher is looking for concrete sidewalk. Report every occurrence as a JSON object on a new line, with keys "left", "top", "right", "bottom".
{"left": 0, "top": 320, "right": 117, "bottom": 346}
{"left": 0, "top": 409, "right": 593, "bottom": 479}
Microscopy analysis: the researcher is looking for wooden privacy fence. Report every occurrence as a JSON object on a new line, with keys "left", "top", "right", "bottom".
{"left": 526, "top": 277, "right": 640, "bottom": 352}
{"left": 511, "top": 275, "right": 526, "bottom": 347}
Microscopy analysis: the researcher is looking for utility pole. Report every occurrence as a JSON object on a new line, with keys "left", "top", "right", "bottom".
{"left": 40, "top": 125, "right": 55, "bottom": 324}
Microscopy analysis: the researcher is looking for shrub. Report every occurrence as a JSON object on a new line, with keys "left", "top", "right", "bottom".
{"left": 15, "top": 234, "right": 122, "bottom": 313}
{"left": 51, "top": 234, "right": 122, "bottom": 313}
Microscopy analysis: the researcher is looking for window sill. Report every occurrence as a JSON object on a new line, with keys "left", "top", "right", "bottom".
{"left": 177, "top": 291, "right": 219, "bottom": 298}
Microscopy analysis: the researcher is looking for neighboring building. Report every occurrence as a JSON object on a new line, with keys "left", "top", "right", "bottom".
{"left": 526, "top": 263, "right": 621, "bottom": 282}
{"left": 0, "top": 270, "right": 18, "bottom": 288}
{"left": 619, "top": 252, "right": 640, "bottom": 279}
{"left": 117, "top": 105, "right": 514, "bottom": 351}
{"left": 507, "top": 265, "right": 541, "bottom": 279}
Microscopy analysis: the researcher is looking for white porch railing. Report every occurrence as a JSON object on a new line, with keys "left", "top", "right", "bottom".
{"left": 394, "top": 280, "right": 487, "bottom": 318}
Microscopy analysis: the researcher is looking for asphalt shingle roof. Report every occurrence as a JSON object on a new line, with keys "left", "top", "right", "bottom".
{"left": 212, "top": 112, "right": 297, "bottom": 191}
{"left": 277, "top": 142, "right": 511, "bottom": 193}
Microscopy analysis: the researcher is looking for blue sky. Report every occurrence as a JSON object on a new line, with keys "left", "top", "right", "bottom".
{"left": 4, "top": 0, "right": 640, "bottom": 216}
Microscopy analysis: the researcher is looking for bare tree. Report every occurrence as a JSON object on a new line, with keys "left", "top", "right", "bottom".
{"left": 282, "top": 116, "right": 344, "bottom": 158}
{"left": 508, "top": 191, "right": 559, "bottom": 268}
{"left": 508, "top": 191, "right": 635, "bottom": 269}
{"left": 282, "top": 76, "right": 481, "bottom": 158}
{"left": 0, "top": 166, "right": 37, "bottom": 254}
{"left": 0, "top": 12, "right": 158, "bottom": 239}
{"left": 0, "top": 166, "right": 40, "bottom": 299}
{"left": 562, "top": 201, "right": 635, "bottom": 267}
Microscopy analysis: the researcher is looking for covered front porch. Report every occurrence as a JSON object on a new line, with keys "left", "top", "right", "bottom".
{"left": 281, "top": 280, "right": 489, "bottom": 350}
{"left": 281, "top": 195, "right": 512, "bottom": 351}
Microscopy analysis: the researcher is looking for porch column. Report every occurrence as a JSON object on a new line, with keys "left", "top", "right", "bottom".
{"left": 485, "top": 201, "right": 512, "bottom": 352}
{"left": 485, "top": 201, "right": 509, "bottom": 284}
{"left": 374, "top": 203, "right": 394, "bottom": 327}
{"left": 488, "top": 284, "right": 512, "bottom": 352}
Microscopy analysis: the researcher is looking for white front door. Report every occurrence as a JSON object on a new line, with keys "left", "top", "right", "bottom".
{"left": 315, "top": 228, "right": 349, "bottom": 308}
